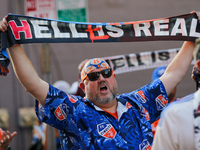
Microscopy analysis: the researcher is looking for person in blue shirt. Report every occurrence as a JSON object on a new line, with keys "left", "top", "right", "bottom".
{"left": 0, "top": 15, "right": 197, "bottom": 149}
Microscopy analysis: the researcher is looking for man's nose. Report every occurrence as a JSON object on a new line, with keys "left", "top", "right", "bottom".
{"left": 98, "top": 73, "right": 105, "bottom": 81}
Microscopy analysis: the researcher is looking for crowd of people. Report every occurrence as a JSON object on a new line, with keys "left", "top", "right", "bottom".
{"left": 0, "top": 12, "right": 200, "bottom": 150}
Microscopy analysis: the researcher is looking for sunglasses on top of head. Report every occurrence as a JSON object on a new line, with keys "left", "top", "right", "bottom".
{"left": 86, "top": 68, "right": 113, "bottom": 81}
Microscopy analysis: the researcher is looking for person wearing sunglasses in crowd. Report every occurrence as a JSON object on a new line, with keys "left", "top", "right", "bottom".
{"left": 0, "top": 14, "right": 198, "bottom": 149}
{"left": 152, "top": 38, "right": 200, "bottom": 150}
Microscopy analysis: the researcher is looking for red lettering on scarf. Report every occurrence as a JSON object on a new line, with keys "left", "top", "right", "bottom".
{"left": 9, "top": 20, "right": 32, "bottom": 40}
{"left": 86, "top": 25, "right": 109, "bottom": 43}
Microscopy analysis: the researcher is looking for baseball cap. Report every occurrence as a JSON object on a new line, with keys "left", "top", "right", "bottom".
{"left": 151, "top": 66, "right": 167, "bottom": 81}
{"left": 81, "top": 58, "right": 110, "bottom": 82}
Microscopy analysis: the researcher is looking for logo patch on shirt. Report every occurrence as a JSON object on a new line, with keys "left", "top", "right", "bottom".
{"left": 38, "top": 102, "right": 45, "bottom": 113}
{"left": 155, "top": 94, "right": 168, "bottom": 110}
{"left": 126, "top": 102, "right": 132, "bottom": 108}
{"left": 140, "top": 106, "right": 150, "bottom": 121}
{"left": 142, "top": 107, "right": 150, "bottom": 121}
{"left": 135, "top": 90, "right": 147, "bottom": 103}
{"left": 38, "top": 102, "right": 44, "bottom": 110}
{"left": 97, "top": 122, "right": 117, "bottom": 138}
{"left": 68, "top": 94, "right": 78, "bottom": 103}
{"left": 54, "top": 104, "right": 67, "bottom": 121}
{"left": 139, "top": 139, "right": 152, "bottom": 150}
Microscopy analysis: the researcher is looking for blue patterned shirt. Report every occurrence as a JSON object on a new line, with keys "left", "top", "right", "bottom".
{"left": 35, "top": 79, "right": 168, "bottom": 150}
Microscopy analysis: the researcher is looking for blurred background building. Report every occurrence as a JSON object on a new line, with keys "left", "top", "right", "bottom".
{"left": 0, "top": 0, "right": 199, "bottom": 149}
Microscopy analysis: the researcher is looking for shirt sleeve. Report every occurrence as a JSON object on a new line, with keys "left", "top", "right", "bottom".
{"left": 132, "top": 79, "right": 168, "bottom": 123}
{"left": 35, "top": 84, "right": 81, "bottom": 130}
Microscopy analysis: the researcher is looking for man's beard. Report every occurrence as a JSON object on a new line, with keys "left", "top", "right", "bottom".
{"left": 96, "top": 85, "right": 118, "bottom": 104}
{"left": 87, "top": 82, "right": 118, "bottom": 104}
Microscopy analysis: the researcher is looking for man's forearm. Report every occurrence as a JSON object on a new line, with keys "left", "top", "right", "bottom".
{"left": 160, "top": 41, "right": 195, "bottom": 95}
{"left": 7, "top": 44, "right": 48, "bottom": 106}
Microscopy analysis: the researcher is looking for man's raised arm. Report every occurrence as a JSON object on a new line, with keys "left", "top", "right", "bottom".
{"left": 0, "top": 16, "right": 48, "bottom": 106}
{"left": 160, "top": 41, "right": 195, "bottom": 95}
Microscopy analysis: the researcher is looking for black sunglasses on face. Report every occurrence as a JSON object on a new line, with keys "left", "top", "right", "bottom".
{"left": 86, "top": 68, "right": 113, "bottom": 81}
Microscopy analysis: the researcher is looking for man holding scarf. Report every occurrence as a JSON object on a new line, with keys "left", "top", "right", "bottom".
{"left": 0, "top": 15, "right": 198, "bottom": 149}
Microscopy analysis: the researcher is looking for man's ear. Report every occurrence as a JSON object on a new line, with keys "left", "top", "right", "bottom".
{"left": 79, "top": 82, "right": 85, "bottom": 93}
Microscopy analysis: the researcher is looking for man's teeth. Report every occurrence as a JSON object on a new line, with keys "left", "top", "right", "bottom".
{"left": 100, "top": 86, "right": 107, "bottom": 90}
